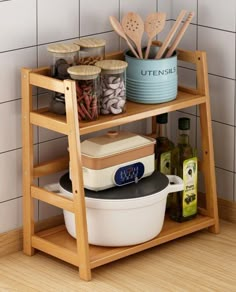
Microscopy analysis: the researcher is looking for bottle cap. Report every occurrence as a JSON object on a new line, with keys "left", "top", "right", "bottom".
{"left": 178, "top": 117, "right": 190, "bottom": 130}
{"left": 156, "top": 113, "right": 168, "bottom": 124}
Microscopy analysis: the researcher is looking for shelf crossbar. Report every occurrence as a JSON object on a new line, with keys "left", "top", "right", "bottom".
{"left": 31, "top": 186, "right": 74, "bottom": 212}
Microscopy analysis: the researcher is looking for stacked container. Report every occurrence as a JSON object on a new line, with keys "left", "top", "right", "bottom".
{"left": 95, "top": 60, "right": 128, "bottom": 115}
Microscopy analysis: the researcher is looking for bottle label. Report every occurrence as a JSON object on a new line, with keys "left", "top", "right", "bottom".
{"left": 182, "top": 157, "right": 198, "bottom": 217}
{"left": 160, "top": 151, "right": 171, "bottom": 175}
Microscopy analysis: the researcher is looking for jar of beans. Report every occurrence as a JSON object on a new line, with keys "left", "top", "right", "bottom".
{"left": 47, "top": 43, "right": 80, "bottom": 114}
{"left": 67, "top": 65, "right": 101, "bottom": 121}
{"left": 74, "top": 38, "right": 105, "bottom": 65}
{"left": 95, "top": 60, "right": 128, "bottom": 115}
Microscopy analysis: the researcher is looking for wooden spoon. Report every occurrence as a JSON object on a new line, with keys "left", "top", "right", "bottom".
{"left": 144, "top": 12, "right": 166, "bottom": 59}
{"left": 155, "top": 9, "right": 187, "bottom": 59}
{"left": 165, "top": 12, "right": 195, "bottom": 58}
{"left": 122, "top": 12, "right": 144, "bottom": 59}
{"left": 109, "top": 16, "right": 140, "bottom": 59}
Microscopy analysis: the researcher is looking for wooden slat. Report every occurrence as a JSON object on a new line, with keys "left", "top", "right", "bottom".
{"left": 31, "top": 186, "right": 74, "bottom": 212}
{"left": 30, "top": 111, "right": 68, "bottom": 134}
{"left": 33, "top": 155, "right": 69, "bottom": 178}
{"left": 30, "top": 73, "right": 65, "bottom": 93}
{"left": 32, "top": 235, "right": 79, "bottom": 267}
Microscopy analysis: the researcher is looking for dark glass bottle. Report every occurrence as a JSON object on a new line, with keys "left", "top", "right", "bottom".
{"left": 170, "top": 117, "right": 198, "bottom": 222}
{"left": 155, "top": 113, "right": 175, "bottom": 208}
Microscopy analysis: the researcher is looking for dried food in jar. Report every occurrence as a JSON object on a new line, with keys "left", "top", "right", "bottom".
{"left": 74, "top": 38, "right": 105, "bottom": 66}
{"left": 67, "top": 65, "right": 101, "bottom": 122}
{"left": 95, "top": 60, "right": 128, "bottom": 115}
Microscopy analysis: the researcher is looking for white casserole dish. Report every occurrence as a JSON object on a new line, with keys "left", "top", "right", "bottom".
{"left": 70, "top": 131, "right": 156, "bottom": 191}
{"left": 58, "top": 171, "right": 183, "bottom": 247}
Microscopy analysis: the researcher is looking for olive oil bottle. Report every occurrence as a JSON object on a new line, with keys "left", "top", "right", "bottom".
{"left": 155, "top": 113, "right": 175, "bottom": 208}
{"left": 170, "top": 117, "right": 198, "bottom": 222}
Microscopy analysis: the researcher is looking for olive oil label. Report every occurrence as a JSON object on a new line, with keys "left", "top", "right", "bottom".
{"left": 160, "top": 151, "right": 171, "bottom": 175}
{"left": 182, "top": 157, "right": 198, "bottom": 217}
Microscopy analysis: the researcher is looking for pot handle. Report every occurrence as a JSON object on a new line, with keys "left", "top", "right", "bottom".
{"left": 166, "top": 175, "right": 184, "bottom": 193}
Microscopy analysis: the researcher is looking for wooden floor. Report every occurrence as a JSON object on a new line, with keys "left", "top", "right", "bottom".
{"left": 0, "top": 220, "right": 235, "bottom": 292}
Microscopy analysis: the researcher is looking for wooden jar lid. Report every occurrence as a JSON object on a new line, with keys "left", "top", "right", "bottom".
{"left": 95, "top": 60, "right": 128, "bottom": 73}
{"left": 74, "top": 38, "right": 106, "bottom": 48}
{"left": 67, "top": 65, "right": 101, "bottom": 80}
{"left": 47, "top": 43, "right": 80, "bottom": 54}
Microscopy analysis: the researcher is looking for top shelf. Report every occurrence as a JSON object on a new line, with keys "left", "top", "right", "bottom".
{"left": 32, "top": 89, "right": 206, "bottom": 136}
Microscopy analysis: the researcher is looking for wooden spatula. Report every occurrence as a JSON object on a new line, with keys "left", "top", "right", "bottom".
{"left": 144, "top": 12, "right": 166, "bottom": 59}
{"left": 155, "top": 9, "right": 187, "bottom": 59}
{"left": 109, "top": 16, "right": 140, "bottom": 59}
{"left": 122, "top": 12, "right": 144, "bottom": 59}
{"left": 165, "top": 12, "right": 195, "bottom": 58}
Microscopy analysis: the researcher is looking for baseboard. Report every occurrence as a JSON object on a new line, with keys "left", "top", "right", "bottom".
{"left": 0, "top": 215, "right": 64, "bottom": 258}
{"left": 218, "top": 197, "right": 236, "bottom": 224}
{"left": 1, "top": 199, "right": 236, "bottom": 257}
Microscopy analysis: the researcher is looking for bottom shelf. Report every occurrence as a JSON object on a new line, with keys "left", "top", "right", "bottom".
{"left": 32, "top": 214, "right": 216, "bottom": 269}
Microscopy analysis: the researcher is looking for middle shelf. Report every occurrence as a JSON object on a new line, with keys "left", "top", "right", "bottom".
{"left": 31, "top": 90, "right": 206, "bottom": 135}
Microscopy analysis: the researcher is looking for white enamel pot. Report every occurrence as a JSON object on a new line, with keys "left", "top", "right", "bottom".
{"left": 58, "top": 171, "right": 183, "bottom": 247}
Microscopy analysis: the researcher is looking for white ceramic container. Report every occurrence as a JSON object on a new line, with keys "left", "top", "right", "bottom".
{"left": 58, "top": 171, "right": 183, "bottom": 247}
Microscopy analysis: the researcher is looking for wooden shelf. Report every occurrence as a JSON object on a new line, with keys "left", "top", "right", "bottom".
{"left": 21, "top": 47, "right": 219, "bottom": 281}
{"left": 32, "top": 90, "right": 206, "bottom": 135}
{"left": 33, "top": 214, "right": 215, "bottom": 269}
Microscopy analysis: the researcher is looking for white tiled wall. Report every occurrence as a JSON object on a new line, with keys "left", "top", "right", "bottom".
{"left": 0, "top": 0, "right": 235, "bottom": 233}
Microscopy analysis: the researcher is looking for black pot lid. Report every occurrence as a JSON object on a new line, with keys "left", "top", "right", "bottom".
{"left": 59, "top": 171, "right": 169, "bottom": 200}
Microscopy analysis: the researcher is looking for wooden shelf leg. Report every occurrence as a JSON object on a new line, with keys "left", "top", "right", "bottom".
{"left": 64, "top": 80, "right": 92, "bottom": 281}
{"left": 199, "top": 100, "right": 220, "bottom": 234}
{"left": 21, "top": 68, "right": 35, "bottom": 255}
{"left": 196, "top": 51, "right": 219, "bottom": 234}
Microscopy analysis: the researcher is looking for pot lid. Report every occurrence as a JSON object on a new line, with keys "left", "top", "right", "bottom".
{"left": 81, "top": 131, "right": 155, "bottom": 158}
{"left": 59, "top": 171, "right": 169, "bottom": 199}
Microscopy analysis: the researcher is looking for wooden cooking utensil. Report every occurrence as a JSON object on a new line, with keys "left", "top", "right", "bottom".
{"left": 165, "top": 12, "right": 195, "bottom": 58}
{"left": 155, "top": 9, "right": 187, "bottom": 59}
{"left": 109, "top": 16, "right": 140, "bottom": 59}
{"left": 144, "top": 12, "right": 166, "bottom": 59}
{"left": 122, "top": 12, "right": 144, "bottom": 59}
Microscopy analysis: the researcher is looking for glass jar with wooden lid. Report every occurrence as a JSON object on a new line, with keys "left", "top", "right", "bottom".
{"left": 74, "top": 38, "right": 106, "bottom": 65}
{"left": 47, "top": 43, "right": 80, "bottom": 115}
{"left": 67, "top": 65, "right": 101, "bottom": 121}
{"left": 95, "top": 60, "right": 128, "bottom": 115}
{"left": 47, "top": 43, "right": 80, "bottom": 80}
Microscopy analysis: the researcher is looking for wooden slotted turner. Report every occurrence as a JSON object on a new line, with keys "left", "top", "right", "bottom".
{"left": 155, "top": 9, "right": 187, "bottom": 59}
{"left": 144, "top": 12, "right": 166, "bottom": 59}
{"left": 165, "top": 12, "right": 195, "bottom": 58}
{"left": 109, "top": 16, "right": 140, "bottom": 59}
{"left": 122, "top": 12, "right": 144, "bottom": 59}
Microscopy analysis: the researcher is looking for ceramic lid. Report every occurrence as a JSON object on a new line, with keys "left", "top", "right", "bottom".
{"left": 67, "top": 65, "right": 101, "bottom": 80}
{"left": 74, "top": 38, "right": 106, "bottom": 48}
{"left": 60, "top": 171, "right": 169, "bottom": 199}
{"left": 81, "top": 131, "right": 155, "bottom": 158}
{"left": 47, "top": 43, "right": 80, "bottom": 54}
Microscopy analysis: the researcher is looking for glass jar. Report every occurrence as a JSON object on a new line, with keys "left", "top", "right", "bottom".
{"left": 47, "top": 43, "right": 80, "bottom": 79}
{"left": 67, "top": 65, "right": 101, "bottom": 121}
{"left": 47, "top": 43, "right": 80, "bottom": 114}
{"left": 74, "top": 38, "right": 105, "bottom": 65}
{"left": 95, "top": 60, "right": 128, "bottom": 115}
